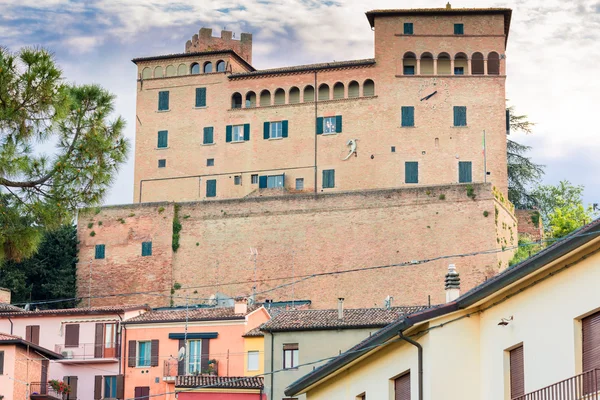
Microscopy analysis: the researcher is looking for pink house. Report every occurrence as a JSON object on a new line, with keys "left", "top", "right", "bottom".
{"left": 121, "top": 301, "right": 270, "bottom": 400}
{"left": 0, "top": 305, "right": 149, "bottom": 399}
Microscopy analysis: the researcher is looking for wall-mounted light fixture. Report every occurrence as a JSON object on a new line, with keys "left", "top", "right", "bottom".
{"left": 498, "top": 316, "right": 513, "bottom": 326}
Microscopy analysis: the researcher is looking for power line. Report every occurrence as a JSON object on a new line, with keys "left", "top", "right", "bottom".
{"left": 7, "top": 230, "right": 598, "bottom": 307}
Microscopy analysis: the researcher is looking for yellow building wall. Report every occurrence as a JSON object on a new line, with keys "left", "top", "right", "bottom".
{"left": 244, "top": 336, "right": 264, "bottom": 376}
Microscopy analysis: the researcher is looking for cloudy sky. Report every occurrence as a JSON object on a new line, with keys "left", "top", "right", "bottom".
{"left": 2, "top": 0, "right": 599, "bottom": 206}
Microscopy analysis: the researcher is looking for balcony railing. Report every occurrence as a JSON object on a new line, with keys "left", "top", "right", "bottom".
{"left": 513, "top": 369, "right": 600, "bottom": 400}
{"left": 29, "top": 382, "right": 62, "bottom": 399}
{"left": 163, "top": 359, "right": 219, "bottom": 379}
{"left": 54, "top": 342, "right": 118, "bottom": 361}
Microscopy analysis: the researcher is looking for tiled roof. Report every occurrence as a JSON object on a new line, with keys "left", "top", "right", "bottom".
{"left": 229, "top": 58, "right": 376, "bottom": 78}
{"left": 0, "top": 305, "right": 149, "bottom": 317}
{"left": 131, "top": 50, "right": 255, "bottom": 72}
{"left": 0, "top": 303, "right": 22, "bottom": 312}
{"left": 260, "top": 306, "right": 428, "bottom": 332}
{"left": 0, "top": 332, "right": 63, "bottom": 359}
{"left": 176, "top": 375, "right": 263, "bottom": 389}
{"left": 242, "top": 327, "right": 264, "bottom": 337}
{"left": 0, "top": 332, "right": 21, "bottom": 341}
{"left": 124, "top": 306, "right": 261, "bottom": 324}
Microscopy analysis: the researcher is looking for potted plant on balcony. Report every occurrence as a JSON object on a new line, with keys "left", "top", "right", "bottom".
{"left": 207, "top": 359, "right": 218, "bottom": 376}
{"left": 49, "top": 379, "right": 71, "bottom": 398}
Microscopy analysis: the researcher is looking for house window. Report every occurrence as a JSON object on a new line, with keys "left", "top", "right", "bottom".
{"left": 267, "top": 175, "right": 284, "bottom": 188}
{"left": 158, "top": 91, "right": 169, "bottom": 111}
{"left": 206, "top": 179, "right": 217, "bottom": 197}
{"left": 141, "top": 241, "right": 152, "bottom": 256}
{"left": 453, "top": 106, "right": 467, "bottom": 126}
{"left": 404, "top": 23, "right": 414, "bottom": 35}
{"left": 251, "top": 174, "right": 258, "bottom": 184}
{"left": 394, "top": 372, "right": 411, "bottom": 400}
{"left": 247, "top": 350, "right": 259, "bottom": 371}
{"left": 459, "top": 161, "right": 472, "bottom": 183}
{"left": 234, "top": 175, "right": 242, "bottom": 185}
{"left": 104, "top": 376, "right": 117, "bottom": 399}
{"left": 65, "top": 324, "right": 80, "bottom": 347}
{"left": 509, "top": 346, "right": 524, "bottom": 399}
{"left": 283, "top": 344, "right": 299, "bottom": 369}
{"left": 190, "top": 63, "right": 200, "bottom": 74}
{"left": 0, "top": 351, "right": 4, "bottom": 375}
{"left": 401, "top": 107, "right": 415, "bottom": 127}
{"left": 295, "top": 178, "right": 304, "bottom": 190}
{"left": 25, "top": 325, "right": 40, "bottom": 345}
{"left": 207, "top": 158, "right": 214, "bottom": 167}
{"left": 322, "top": 169, "right": 335, "bottom": 189}
{"left": 137, "top": 341, "right": 152, "bottom": 367}
{"left": 391, "top": 146, "right": 396, "bottom": 153}
{"left": 270, "top": 121, "right": 283, "bottom": 138}
{"left": 403, "top": 65, "right": 415, "bottom": 75}
{"left": 187, "top": 340, "right": 202, "bottom": 374}
{"left": 157, "top": 130, "right": 168, "bottom": 148}
{"left": 405, "top": 162, "right": 419, "bottom": 184}
{"left": 316, "top": 116, "right": 342, "bottom": 135}
{"left": 195, "top": 88, "right": 207, "bottom": 107}
{"left": 134, "top": 387, "right": 150, "bottom": 400}
{"left": 95, "top": 244, "right": 105, "bottom": 259}
{"left": 454, "top": 67, "right": 464, "bottom": 75}
{"left": 454, "top": 23, "right": 464, "bottom": 34}
{"left": 203, "top": 127, "right": 214, "bottom": 144}
{"left": 230, "top": 124, "right": 247, "bottom": 142}
{"left": 323, "top": 117, "right": 337, "bottom": 134}
{"left": 158, "top": 159, "right": 166, "bottom": 168}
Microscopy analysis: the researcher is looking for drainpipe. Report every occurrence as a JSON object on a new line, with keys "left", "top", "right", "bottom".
{"left": 399, "top": 331, "right": 423, "bottom": 400}
{"left": 122, "top": 324, "right": 128, "bottom": 378}
{"left": 269, "top": 331, "right": 275, "bottom": 400}
{"left": 117, "top": 314, "right": 123, "bottom": 377}
{"left": 8, "top": 316, "right": 13, "bottom": 335}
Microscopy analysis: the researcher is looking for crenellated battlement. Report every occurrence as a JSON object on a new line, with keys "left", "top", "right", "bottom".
{"left": 185, "top": 28, "right": 253, "bottom": 65}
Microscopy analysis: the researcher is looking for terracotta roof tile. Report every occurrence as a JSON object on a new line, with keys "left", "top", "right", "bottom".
{"left": 0, "top": 305, "right": 149, "bottom": 317}
{"left": 176, "top": 375, "right": 263, "bottom": 389}
{"left": 243, "top": 327, "right": 264, "bottom": 337}
{"left": 0, "top": 303, "right": 23, "bottom": 312}
{"left": 124, "top": 306, "right": 261, "bottom": 324}
{"left": 260, "top": 306, "right": 428, "bottom": 332}
{"left": 0, "top": 332, "right": 22, "bottom": 341}
{"left": 229, "top": 58, "right": 375, "bottom": 78}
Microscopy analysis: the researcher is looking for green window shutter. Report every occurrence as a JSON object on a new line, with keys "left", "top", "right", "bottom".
{"left": 95, "top": 245, "right": 105, "bottom": 259}
{"left": 141, "top": 242, "right": 152, "bottom": 256}
{"left": 404, "top": 23, "right": 413, "bottom": 34}
{"left": 157, "top": 130, "right": 168, "bottom": 148}
{"left": 206, "top": 179, "right": 217, "bottom": 197}
{"left": 459, "top": 161, "right": 472, "bottom": 183}
{"left": 282, "top": 120, "right": 288, "bottom": 138}
{"left": 405, "top": 162, "right": 419, "bottom": 184}
{"left": 454, "top": 24, "right": 464, "bottom": 34}
{"left": 335, "top": 115, "right": 342, "bottom": 133}
{"left": 401, "top": 107, "right": 414, "bottom": 127}
{"left": 454, "top": 106, "right": 467, "bottom": 126}
{"left": 259, "top": 176, "right": 267, "bottom": 189}
{"left": 316, "top": 117, "right": 324, "bottom": 135}
{"left": 506, "top": 109, "right": 510, "bottom": 135}
{"left": 226, "top": 125, "right": 232, "bottom": 143}
{"left": 323, "top": 169, "right": 335, "bottom": 188}
{"left": 203, "top": 127, "right": 213, "bottom": 144}
{"left": 243, "top": 124, "right": 250, "bottom": 141}
{"left": 263, "top": 122, "right": 270, "bottom": 140}
{"left": 196, "top": 88, "right": 207, "bottom": 107}
{"left": 158, "top": 91, "right": 169, "bottom": 111}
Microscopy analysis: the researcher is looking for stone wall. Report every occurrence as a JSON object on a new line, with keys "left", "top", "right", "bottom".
{"left": 77, "top": 184, "right": 516, "bottom": 309}
{"left": 185, "top": 28, "right": 253, "bottom": 64}
{"left": 515, "top": 209, "right": 544, "bottom": 242}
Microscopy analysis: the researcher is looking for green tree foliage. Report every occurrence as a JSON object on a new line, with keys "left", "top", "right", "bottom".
{"left": 0, "top": 225, "right": 78, "bottom": 308}
{"left": 506, "top": 106, "right": 545, "bottom": 208}
{"left": 509, "top": 235, "right": 543, "bottom": 267}
{"left": 0, "top": 47, "right": 128, "bottom": 262}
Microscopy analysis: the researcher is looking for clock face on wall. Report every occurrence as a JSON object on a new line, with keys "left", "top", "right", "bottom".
{"left": 417, "top": 78, "right": 450, "bottom": 109}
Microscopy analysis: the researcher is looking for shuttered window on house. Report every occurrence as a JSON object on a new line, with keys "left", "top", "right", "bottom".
{"left": 158, "top": 91, "right": 169, "bottom": 111}
{"left": 510, "top": 345, "right": 525, "bottom": 399}
{"left": 394, "top": 372, "right": 411, "bottom": 400}
{"left": 458, "top": 161, "right": 472, "bottom": 183}
{"left": 94, "top": 323, "right": 104, "bottom": 358}
{"left": 195, "top": 88, "right": 207, "bottom": 107}
{"left": 95, "top": 244, "right": 105, "bottom": 259}
{"left": 453, "top": 106, "right": 467, "bottom": 126}
{"left": 206, "top": 179, "right": 217, "bottom": 198}
{"left": 0, "top": 351, "right": 4, "bottom": 375}
{"left": 64, "top": 376, "right": 78, "bottom": 399}
{"left": 401, "top": 107, "right": 415, "bottom": 127}
{"left": 405, "top": 162, "right": 419, "bottom": 184}
{"left": 65, "top": 324, "right": 80, "bottom": 347}
{"left": 322, "top": 169, "right": 335, "bottom": 188}
{"left": 135, "top": 387, "right": 150, "bottom": 400}
{"left": 203, "top": 127, "right": 214, "bottom": 144}
{"left": 26, "top": 325, "right": 40, "bottom": 345}
{"left": 454, "top": 23, "right": 464, "bottom": 34}
{"left": 157, "top": 130, "right": 168, "bottom": 148}
{"left": 141, "top": 241, "right": 152, "bottom": 256}
{"left": 583, "top": 311, "right": 600, "bottom": 395}
{"left": 128, "top": 340, "right": 137, "bottom": 368}
{"left": 94, "top": 376, "right": 102, "bottom": 400}
{"left": 404, "top": 23, "right": 414, "bottom": 34}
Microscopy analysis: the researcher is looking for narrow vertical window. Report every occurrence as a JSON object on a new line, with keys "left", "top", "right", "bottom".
{"left": 322, "top": 170, "right": 335, "bottom": 188}
{"left": 206, "top": 179, "right": 217, "bottom": 197}
{"left": 401, "top": 107, "right": 415, "bottom": 127}
{"left": 157, "top": 131, "right": 168, "bottom": 148}
{"left": 158, "top": 91, "right": 169, "bottom": 111}
{"left": 195, "top": 88, "right": 207, "bottom": 107}
{"left": 404, "top": 23, "right": 414, "bottom": 35}
{"left": 394, "top": 372, "right": 411, "bottom": 400}
{"left": 203, "top": 127, "right": 214, "bottom": 144}
{"left": 141, "top": 241, "right": 152, "bottom": 256}
{"left": 137, "top": 342, "right": 152, "bottom": 367}
{"left": 234, "top": 176, "right": 242, "bottom": 185}
{"left": 95, "top": 244, "right": 106, "bottom": 259}
{"left": 283, "top": 344, "right": 299, "bottom": 369}
{"left": 405, "top": 162, "right": 419, "bottom": 184}
{"left": 453, "top": 106, "right": 467, "bottom": 126}
{"left": 295, "top": 178, "right": 304, "bottom": 190}
{"left": 247, "top": 350, "right": 259, "bottom": 371}
{"left": 251, "top": 174, "right": 258, "bottom": 184}
{"left": 458, "top": 161, "right": 472, "bottom": 183}
{"left": 509, "top": 345, "right": 525, "bottom": 399}
{"left": 454, "top": 23, "right": 464, "bottom": 34}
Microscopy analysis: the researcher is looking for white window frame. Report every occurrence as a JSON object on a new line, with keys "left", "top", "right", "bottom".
{"left": 186, "top": 339, "right": 202, "bottom": 374}
{"left": 137, "top": 341, "right": 151, "bottom": 367}
{"left": 251, "top": 174, "right": 258, "bottom": 184}
{"left": 267, "top": 175, "right": 284, "bottom": 189}
{"left": 247, "top": 350, "right": 259, "bottom": 371}
{"left": 104, "top": 375, "right": 118, "bottom": 399}
{"left": 270, "top": 121, "right": 283, "bottom": 139}
{"left": 283, "top": 348, "right": 299, "bottom": 369}
{"left": 323, "top": 117, "right": 336, "bottom": 134}
{"left": 232, "top": 125, "right": 244, "bottom": 142}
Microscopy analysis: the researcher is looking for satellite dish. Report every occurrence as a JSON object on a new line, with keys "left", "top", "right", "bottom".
{"left": 178, "top": 347, "right": 186, "bottom": 361}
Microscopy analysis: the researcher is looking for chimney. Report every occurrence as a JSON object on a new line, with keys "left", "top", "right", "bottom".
{"left": 337, "top": 298, "right": 345, "bottom": 320}
{"left": 0, "top": 288, "right": 10, "bottom": 304}
{"left": 445, "top": 264, "right": 461, "bottom": 303}
{"left": 446, "top": 2, "right": 452, "bottom": 9}
{"left": 234, "top": 298, "right": 248, "bottom": 315}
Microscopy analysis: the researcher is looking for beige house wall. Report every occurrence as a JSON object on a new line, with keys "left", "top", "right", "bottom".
{"left": 302, "top": 236, "right": 600, "bottom": 400}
